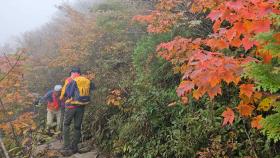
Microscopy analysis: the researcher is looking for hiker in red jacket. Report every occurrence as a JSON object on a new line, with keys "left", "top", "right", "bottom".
{"left": 42, "top": 85, "right": 63, "bottom": 134}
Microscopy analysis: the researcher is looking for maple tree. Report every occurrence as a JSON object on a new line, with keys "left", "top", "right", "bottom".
{"left": 0, "top": 48, "right": 36, "bottom": 157}
{"left": 0, "top": 50, "right": 34, "bottom": 108}
{"left": 134, "top": 0, "right": 279, "bottom": 129}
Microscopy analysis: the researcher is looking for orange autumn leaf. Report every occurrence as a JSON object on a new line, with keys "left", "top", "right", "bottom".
{"left": 242, "top": 37, "right": 255, "bottom": 51}
{"left": 0, "top": 112, "right": 36, "bottom": 135}
{"left": 207, "top": 85, "right": 222, "bottom": 99}
{"left": 237, "top": 102, "right": 255, "bottom": 117}
{"left": 243, "top": 20, "right": 254, "bottom": 32}
{"left": 222, "top": 107, "right": 235, "bottom": 126}
{"left": 209, "top": 75, "right": 220, "bottom": 87}
{"left": 239, "top": 84, "right": 254, "bottom": 98}
{"left": 252, "top": 91, "right": 263, "bottom": 103}
{"left": 176, "top": 81, "right": 194, "bottom": 97}
{"left": 262, "top": 53, "right": 273, "bottom": 64}
{"left": 193, "top": 89, "right": 204, "bottom": 100}
{"left": 230, "top": 37, "right": 242, "bottom": 47}
{"left": 273, "top": 32, "right": 280, "bottom": 44}
{"left": 251, "top": 115, "right": 263, "bottom": 129}
{"left": 181, "top": 97, "right": 188, "bottom": 104}
{"left": 206, "top": 38, "right": 229, "bottom": 50}
{"left": 258, "top": 51, "right": 273, "bottom": 64}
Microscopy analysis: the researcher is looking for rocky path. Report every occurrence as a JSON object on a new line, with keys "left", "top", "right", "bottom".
{"left": 33, "top": 139, "right": 109, "bottom": 158}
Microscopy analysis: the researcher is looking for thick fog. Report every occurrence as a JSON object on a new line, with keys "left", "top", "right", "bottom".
{"left": 0, "top": 0, "right": 76, "bottom": 46}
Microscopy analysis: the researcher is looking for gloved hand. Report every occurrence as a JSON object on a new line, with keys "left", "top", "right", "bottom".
{"left": 35, "top": 102, "right": 42, "bottom": 107}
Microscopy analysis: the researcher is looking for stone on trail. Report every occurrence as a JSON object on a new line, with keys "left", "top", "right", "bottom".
{"left": 61, "top": 151, "right": 99, "bottom": 158}
{"left": 49, "top": 140, "right": 64, "bottom": 150}
{"left": 33, "top": 139, "right": 107, "bottom": 158}
{"left": 33, "top": 140, "right": 63, "bottom": 157}
{"left": 32, "top": 143, "right": 48, "bottom": 156}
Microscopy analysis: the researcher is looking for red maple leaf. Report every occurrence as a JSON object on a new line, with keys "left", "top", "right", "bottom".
{"left": 242, "top": 37, "right": 255, "bottom": 51}
{"left": 226, "top": 0, "right": 243, "bottom": 10}
{"left": 262, "top": 52, "right": 273, "bottom": 64}
{"left": 207, "top": 9, "right": 223, "bottom": 21}
{"left": 233, "top": 22, "right": 246, "bottom": 38}
{"left": 252, "top": 20, "right": 271, "bottom": 33}
{"left": 213, "top": 19, "right": 222, "bottom": 33}
{"left": 226, "top": 28, "right": 236, "bottom": 41}
{"left": 257, "top": 51, "right": 273, "bottom": 64}
{"left": 222, "top": 107, "right": 235, "bottom": 126}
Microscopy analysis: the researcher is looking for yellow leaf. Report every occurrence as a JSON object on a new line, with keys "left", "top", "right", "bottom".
{"left": 8, "top": 111, "right": 13, "bottom": 115}
{"left": 253, "top": 92, "right": 262, "bottom": 102}
{"left": 173, "top": 66, "right": 181, "bottom": 74}
{"left": 257, "top": 97, "right": 276, "bottom": 111}
{"left": 113, "top": 100, "right": 121, "bottom": 106}
{"left": 180, "top": 64, "right": 188, "bottom": 74}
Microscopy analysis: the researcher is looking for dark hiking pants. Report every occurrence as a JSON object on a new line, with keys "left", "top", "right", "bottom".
{"left": 63, "top": 106, "right": 85, "bottom": 150}
{"left": 60, "top": 106, "right": 65, "bottom": 132}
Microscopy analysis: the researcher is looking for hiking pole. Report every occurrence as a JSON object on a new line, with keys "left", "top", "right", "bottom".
{"left": 59, "top": 105, "right": 65, "bottom": 142}
{"left": 0, "top": 132, "right": 10, "bottom": 158}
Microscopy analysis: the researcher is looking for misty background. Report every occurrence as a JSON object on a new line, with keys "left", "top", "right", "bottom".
{"left": 0, "top": 0, "right": 76, "bottom": 46}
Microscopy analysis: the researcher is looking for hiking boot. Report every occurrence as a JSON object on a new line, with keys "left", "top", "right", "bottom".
{"left": 60, "top": 147, "right": 74, "bottom": 156}
{"left": 55, "top": 132, "right": 63, "bottom": 141}
{"left": 71, "top": 145, "right": 79, "bottom": 154}
{"left": 46, "top": 129, "right": 53, "bottom": 136}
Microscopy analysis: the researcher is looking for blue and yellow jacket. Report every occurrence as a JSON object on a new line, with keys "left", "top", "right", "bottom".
{"left": 61, "top": 76, "right": 95, "bottom": 107}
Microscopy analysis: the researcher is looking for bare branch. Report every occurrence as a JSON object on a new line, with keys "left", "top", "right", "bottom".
{"left": 0, "top": 50, "right": 24, "bottom": 83}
